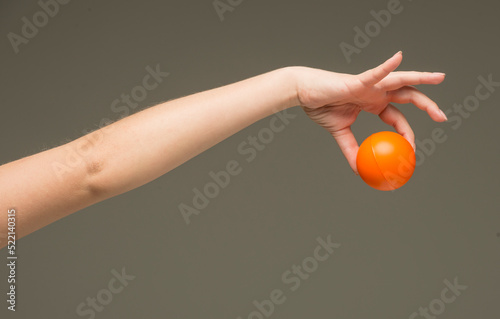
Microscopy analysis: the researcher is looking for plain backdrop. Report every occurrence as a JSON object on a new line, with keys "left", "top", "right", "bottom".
{"left": 1, "top": 0, "right": 499, "bottom": 318}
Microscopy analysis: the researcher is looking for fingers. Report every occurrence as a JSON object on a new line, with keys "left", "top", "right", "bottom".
{"left": 388, "top": 86, "right": 448, "bottom": 122}
{"left": 331, "top": 127, "right": 360, "bottom": 174}
{"left": 379, "top": 104, "right": 416, "bottom": 150}
{"left": 358, "top": 51, "right": 403, "bottom": 87}
{"left": 378, "top": 71, "right": 446, "bottom": 91}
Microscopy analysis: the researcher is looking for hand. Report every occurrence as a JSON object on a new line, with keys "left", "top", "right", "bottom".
{"left": 295, "top": 51, "right": 446, "bottom": 174}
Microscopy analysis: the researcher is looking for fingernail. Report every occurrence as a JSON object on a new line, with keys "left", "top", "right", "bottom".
{"left": 433, "top": 72, "right": 446, "bottom": 77}
{"left": 397, "top": 51, "right": 403, "bottom": 56}
{"left": 440, "top": 110, "right": 448, "bottom": 121}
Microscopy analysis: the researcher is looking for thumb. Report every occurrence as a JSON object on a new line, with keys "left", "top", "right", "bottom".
{"left": 331, "top": 127, "right": 360, "bottom": 174}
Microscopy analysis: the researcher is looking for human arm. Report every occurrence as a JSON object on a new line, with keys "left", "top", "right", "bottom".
{"left": 0, "top": 52, "right": 445, "bottom": 248}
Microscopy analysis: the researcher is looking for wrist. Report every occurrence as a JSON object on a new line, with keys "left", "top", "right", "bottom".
{"left": 276, "top": 66, "right": 303, "bottom": 109}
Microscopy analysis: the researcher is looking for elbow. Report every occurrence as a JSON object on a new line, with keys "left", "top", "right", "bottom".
{"left": 84, "top": 157, "right": 109, "bottom": 200}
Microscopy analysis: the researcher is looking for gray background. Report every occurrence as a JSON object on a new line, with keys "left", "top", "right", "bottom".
{"left": 1, "top": 0, "right": 499, "bottom": 318}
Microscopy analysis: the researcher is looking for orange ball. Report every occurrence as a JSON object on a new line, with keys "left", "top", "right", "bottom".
{"left": 356, "top": 131, "right": 416, "bottom": 191}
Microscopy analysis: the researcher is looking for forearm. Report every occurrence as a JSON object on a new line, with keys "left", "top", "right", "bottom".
{"left": 83, "top": 67, "right": 299, "bottom": 200}
{"left": 0, "top": 67, "right": 300, "bottom": 247}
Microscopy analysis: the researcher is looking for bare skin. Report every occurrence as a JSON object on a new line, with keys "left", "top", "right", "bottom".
{"left": 0, "top": 52, "right": 446, "bottom": 249}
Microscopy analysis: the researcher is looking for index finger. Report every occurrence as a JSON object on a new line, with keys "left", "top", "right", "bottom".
{"left": 358, "top": 51, "right": 403, "bottom": 87}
